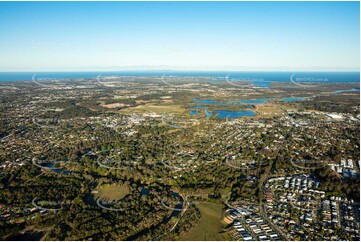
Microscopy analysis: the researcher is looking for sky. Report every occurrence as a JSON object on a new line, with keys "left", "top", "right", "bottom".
{"left": 0, "top": 1, "right": 359, "bottom": 71}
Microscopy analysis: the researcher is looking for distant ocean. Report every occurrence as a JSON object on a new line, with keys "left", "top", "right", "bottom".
{"left": 0, "top": 71, "right": 359, "bottom": 83}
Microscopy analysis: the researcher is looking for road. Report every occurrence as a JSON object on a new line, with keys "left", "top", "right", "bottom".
{"left": 259, "top": 155, "right": 291, "bottom": 240}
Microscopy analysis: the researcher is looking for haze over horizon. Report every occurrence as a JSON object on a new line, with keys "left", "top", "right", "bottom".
{"left": 0, "top": 1, "right": 359, "bottom": 72}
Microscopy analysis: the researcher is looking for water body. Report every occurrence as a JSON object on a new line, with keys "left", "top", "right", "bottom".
{"left": 204, "top": 109, "right": 213, "bottom": 118}
{"left": 192, "top": 98, "right": 262, "bottom": 118}
{"left": 195, "top": 99, "right": 226, "bottom": 105}
{"left": 240, "top": 99, "right": 269, "bottom": 104}
{"left": 140, "top": 188, "right": 149, "bottom": 196}
{"left": 171, "top": 192, "right": 184, "bottom": 217}
{"left": 282, "top": 97, "right": 306, "bottom": 102}
{"left": 0, "top": 71, "right": 359, "bottom": 83}
{"left": 334, "top": 88, "right": 360, "bottom": 93}
{"left": 189, "top": 110, "right": 200, "bottom": 115}
{"left": 216, "top": 110, "right": 256, "bottom": 119}
{"left": 44, "top": 163, "right": 70, "bottom": 175}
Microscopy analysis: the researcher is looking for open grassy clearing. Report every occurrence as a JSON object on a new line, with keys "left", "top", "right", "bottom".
{"left": 255, "top": 103, "right": 283, "bottom": 118}
{"left": 93, "top": 184, "right": 130, "bottom": 201}
{"left": 180, "top": 202, "right": 229, "bottom": 241}
{"left": 121, "top": 103, "right": 186, "bottom": 114}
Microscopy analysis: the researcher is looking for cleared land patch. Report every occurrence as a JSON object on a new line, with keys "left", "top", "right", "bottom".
{"left": 101, "top": 103, "right": 128, "bottom": 109}
{"left": 180, "top": 202, "right": 228, "bottom": 241}
{"left": 121, "top": 103, "right": 186, "bottom": 114}
{"left": 255, "top": 103, "right": 283, "bottom": 118}
{"left": 94, "top": 184, "right": 130, "bottom": 201}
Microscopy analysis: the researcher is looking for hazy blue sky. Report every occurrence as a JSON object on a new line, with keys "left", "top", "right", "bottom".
{"left": 0, "top": 1, "right": 359, "bottom": 71}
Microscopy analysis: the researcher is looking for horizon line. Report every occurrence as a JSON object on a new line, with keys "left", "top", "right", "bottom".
{"left": 0, "top": 69, "right": 360, "bottom": 73}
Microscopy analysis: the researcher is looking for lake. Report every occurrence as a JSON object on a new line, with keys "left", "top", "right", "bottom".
{"left": 205, "top": 109, "right": 212, "bottom": 118}
{"left": 189, "top": 110, "right": 200, "bottom": 115}
{"left": 191, "top": 98, "right": 260, "bottom": 119}
{"left": 334, "top": 88, "right": 360, "bottom": 93}
{"left": 240, "top": 99, "right": 269, "bottom": 104}
{"left": 216, "top": 110, "right": 256, "bottom": 118}
{"left": 44, "top": 162, "right": 70, "bottom": 175}
{"left": 195, "top": 99, "right": 226, "bottom": 105}
{"left": 282, "top": 97, "right": 306, "bottom": 102}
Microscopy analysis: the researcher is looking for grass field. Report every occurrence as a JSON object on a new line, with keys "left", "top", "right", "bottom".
{"left": 94, "top": 184, "right": 130, "bottom": 201}
{"left": 255, "top": 103, "right": 283, "bottom": 118}
{"left": 121, "top": 103, "right": 186, "bottom": 114}
{"left": 180, "top": 202, "right": 229, "bottom": 241}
